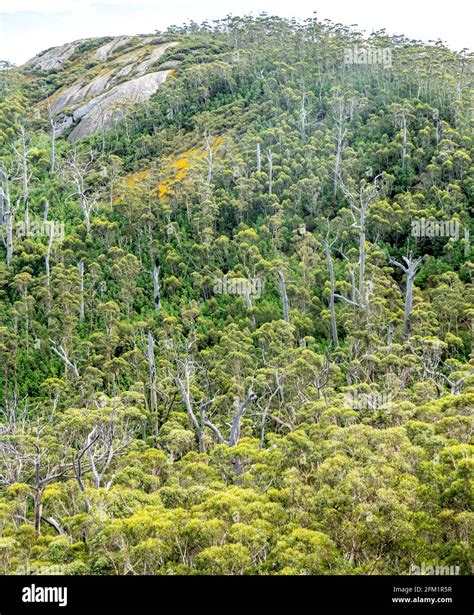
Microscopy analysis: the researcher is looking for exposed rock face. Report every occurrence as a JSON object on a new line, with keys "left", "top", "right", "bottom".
{"left": 26, "top": 40, "right": 85, "bottom": 70}
{"left": 51, "top": 71, "right": 113, "bottom": 115}
{"left": 68, "top": 71, "right": 172, "bottom": 141}
{"left": 93, "top": 35, "right": 159, "bottom": 61}
{"left": 115, "top": 64, "right": 135, "bottom": 79}
{"left": 50, "top": 83, "right": 84, "bottom": 116}
{"left": 135, "top": 42, "right": 177, "bottom": 74}
{"left": 31, "top": 37, "right": 179, "bottom": 142}
{"left": 93, "top": 36, "right": 133, "bottom": 61}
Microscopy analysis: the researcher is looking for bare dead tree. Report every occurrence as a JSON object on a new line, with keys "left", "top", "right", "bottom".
{"left": 267, "top": 148, "right": 273, "bottom": 196}
{"left": 146, "top": 331, "right": 158, "bottom": 413}
{"left": 339, "top": 177, "right": 380, "bottom": 300}
{"left": 242, "top": 283, "right": 256, "bottom": 328}
{"left": 173, "top": 340, "right": 205, "bottom": 452}
{"left": 300, "top": 93, "right": 308, "bottom": 144}
{"left": 12, "top": 126, "right": 34, "bottom": 232}
{"left": 41, "top": 516, "right": 64, "bottom": 535}
{"left": 72, "top": 429, "right": 99, "bottom": 515}
{"left": 73, "top": 404, "right": 135, "bottom": 523}
{"left": 45, "top": 220, "right": 55, "bottom": 282}
{"left": 328, "top": 178, "right": 381, "bottom": 337}
{"left": 46, "top": 98, "right": 59, "bottom": 174}
{"left": 152, "top": 260, "right": 161, "bottom": 312}
{"left": 50, "top": 339, "right": 80, "bottom": 378}
{"left": 173, "top": 341, "right": 257, "bottom": 451}
{"left": 1, "top": 436, "right": 76, "bottom": 538}
{"left": 332, "top": 96, "right": 348, "bottom": 197}
{"left": 43, "top": 198, "right": 49, "bottom": 223}
{"left": 257, "top": 370, "right": 283, "bottom": 449}
{"left": 414, "top": 343, "right": 474, "bottom": 395}
{"left": 391, "top": 105, "right": 411, "bottom": 168}
{"left": 323, "top": 229, "right": 339, "bottom": 348}
{"left": 401, "top": 114, "right": 407, "bottom": 168}
{"left": 65, "top": 148, "right": 96, "bottom": 233}
{"left": 277, "top": 270, "right": 290, "bottom": 323}
{"left": 312, "top": 352, "right": 331, "bottom": 399}
{"left": 0, "top": 164, "right": 20, "bottom": 266}
{"left": 425, "top": 367, "right": 474, "bottom": 395}
{"left": 87, "top": 424, "right": 116, "bottom": 490}
{"left": 45, "top": 222, "right": 56, "bottom": 319}
{"left": 390, "top": 254, "right": 422, "bottom": 339}
{"left": 78, "top": 260, "right": 85, "bottom": 321}
{"left": 228, "top": 390, "right": 258, "bottom": 446}
{"left": 0, "top": 395, "right": 29, "bottom": 436}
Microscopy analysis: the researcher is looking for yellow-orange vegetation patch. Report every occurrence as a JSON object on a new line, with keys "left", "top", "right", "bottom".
{"left": 125, "top": 169, "right": 151, "bottom": 188}
{"left": 119, "top": 136, "right": 224, "bottom": 202}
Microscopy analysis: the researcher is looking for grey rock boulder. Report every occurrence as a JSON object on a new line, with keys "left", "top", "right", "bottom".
{"left": 68, "top": 70, "right": 173, "bottom": 141}
{"left": 26, "top": 40, "right": 85, "bottom": 71}
{"left": 93, "top": 36, "right": 133, "bottom": 61}
{"left": 135, "top": 42, "right": 178, "bottom": 74}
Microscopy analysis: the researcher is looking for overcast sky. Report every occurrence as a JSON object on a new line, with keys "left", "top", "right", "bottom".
{"left": 0, "top": 0, "right": 472, "bottom": 65}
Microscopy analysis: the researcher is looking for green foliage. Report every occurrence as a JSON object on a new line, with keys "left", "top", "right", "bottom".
{"left": 0, "top": 15, "right": 473, "bottom": 576}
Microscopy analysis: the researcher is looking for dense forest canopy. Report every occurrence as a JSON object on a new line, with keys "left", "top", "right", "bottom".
{"left": 0, "top": 15, "right": 473, "bottom": 576}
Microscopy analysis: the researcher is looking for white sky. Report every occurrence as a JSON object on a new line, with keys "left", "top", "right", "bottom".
{"left": 0, "top": 0, "right": 472, "bottom": 65}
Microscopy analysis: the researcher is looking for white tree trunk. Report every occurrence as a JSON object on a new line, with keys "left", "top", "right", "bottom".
{"left": 256, "top": 142, "right": 261, "bottom": 173}
{"left": 147, "top": 332, "right": 158, "bottom": 414}
{"left": 277, "top": 270, "right": 290, "bottom": 323}
{"left": 78, "top": 260, "right": 85, "bottom": 321}
{"left": 153, "top": 261, "right": 161, "bottom": 312}
{"left": 324, "top": 240, "right": 339, "bottom": 347}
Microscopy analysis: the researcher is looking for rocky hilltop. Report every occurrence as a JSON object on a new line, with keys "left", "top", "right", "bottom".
{"left": 26, "top": 35, "right": 179, "bottom": 141}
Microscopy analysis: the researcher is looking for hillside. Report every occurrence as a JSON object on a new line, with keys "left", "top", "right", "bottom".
{"left": 0, "top": 16, "right": 473, "bottom": 576}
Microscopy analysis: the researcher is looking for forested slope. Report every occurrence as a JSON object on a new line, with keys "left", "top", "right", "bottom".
{"left": 0, "top": 16, "right": 473, "bottom": 575}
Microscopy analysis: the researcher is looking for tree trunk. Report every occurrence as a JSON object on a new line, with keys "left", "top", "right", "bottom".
{"left": 300, "top": 88, "right": 306, "bottom": 141}
{"left": 34, "top": 488, "right": 44, "bottom": 538}
{"left": 324, "top": 241, "right": 339, "bottom": 347}
{"left": 20, "top": 128, "right": 29, "bottom": 232}
{"left": 267, "top": 149, "right": 273, "bottom": 196}
{"left": 147, "top": 332, "right": 158, "bottom": 414}
{"left": 153, "top": 260, "right": 161, "bottom": 312}
{"left": 43, "top": 198, "right": 49, "bottom": 223}
{"left": 277, "top": 270, "right": 290, "bottom": 323}
{"left": 175, "top": 362, "right": 204, "bottom": 453}
{"left": 243, "top": 284, "right": 256, "bottom": 327}
{"left": 358, "top": 202, "right": 366, "bottom": 299}
{"left": 402, "top": 115, "right": 407, "bottom": 168}
{"left": 228, "top": 393, "right": 257, "bottom": 447}
{"left": 78, "top": 260, "right": 85, "bottom": 321}
{"left": 390, "top": 256, "right": 421, "bottom": 340}
{"left": 1, "top": 168, "right": 15, "bottom": 266}
{"left": 6, "top": 207, "right": 13, "bottom": 266}
{"left": 256, "top": 142, "right": 261, "bottom": 173}
{"left": 403, "top": 272, "right": 415, "bottom": 339}
{"left": 80, "top": 195, "right": 91, "bottom": 233}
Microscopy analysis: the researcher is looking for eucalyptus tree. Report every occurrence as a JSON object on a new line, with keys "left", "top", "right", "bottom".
{"left": 389, "top": 253, "right": 423, "bottom": 339}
